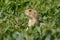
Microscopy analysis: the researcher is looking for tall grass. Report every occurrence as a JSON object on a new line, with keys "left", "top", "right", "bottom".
{"left": 0, "top": 0, "right": 60, "bottom": 40}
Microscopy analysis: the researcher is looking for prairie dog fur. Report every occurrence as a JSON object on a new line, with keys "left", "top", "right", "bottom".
{"left": 25, "top": 9, "right": 40, "bottom": 27}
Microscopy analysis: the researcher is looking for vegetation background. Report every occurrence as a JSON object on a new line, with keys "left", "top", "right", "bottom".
{"left": 0, "top": 0, "right": 60, "bottom": 40}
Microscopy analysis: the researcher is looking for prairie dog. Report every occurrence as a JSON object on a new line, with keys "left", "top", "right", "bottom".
{"left": 25, "top": 9, "right": 40, "bottom": 27}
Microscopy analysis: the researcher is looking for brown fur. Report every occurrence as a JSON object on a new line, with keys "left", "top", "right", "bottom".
{"left": 25, "top": 9, "right": 40, "bottom": 27}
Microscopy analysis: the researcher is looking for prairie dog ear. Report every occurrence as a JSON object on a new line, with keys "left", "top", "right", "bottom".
{"left": 32, "top": 10, "right": 39, "bottom": 19}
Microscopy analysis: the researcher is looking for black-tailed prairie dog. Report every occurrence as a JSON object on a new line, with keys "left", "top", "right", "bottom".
{"left": 25, "top": 9, "right": 40, "bottom": 27}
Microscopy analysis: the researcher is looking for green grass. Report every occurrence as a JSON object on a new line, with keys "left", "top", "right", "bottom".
{"left": 0, "top": 0, "right": 60, "bottom": 40}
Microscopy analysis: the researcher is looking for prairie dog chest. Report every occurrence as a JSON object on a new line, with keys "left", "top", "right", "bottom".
{"left": 28, "top": 18, "right": 37, "bottom": 27}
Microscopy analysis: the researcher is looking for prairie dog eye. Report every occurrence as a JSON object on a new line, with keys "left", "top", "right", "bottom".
{"left": 29, "top": 9, "right": 32, "bottom": 12}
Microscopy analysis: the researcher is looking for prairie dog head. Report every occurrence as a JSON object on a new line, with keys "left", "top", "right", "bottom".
{"left": 25, "top": 9, "right": 39, "bottom": 19}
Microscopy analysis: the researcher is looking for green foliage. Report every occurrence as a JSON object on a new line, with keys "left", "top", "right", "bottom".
{"left": 0, "top": 0, "right": 60, "bottom": 40}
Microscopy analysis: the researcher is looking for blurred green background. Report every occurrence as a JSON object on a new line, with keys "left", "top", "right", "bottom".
{"left": 0, "top": 0, "right": 60, "bottom": 40}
